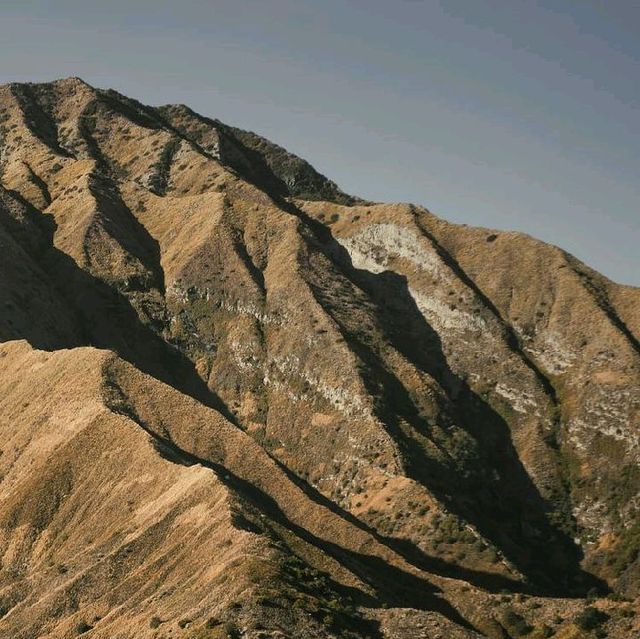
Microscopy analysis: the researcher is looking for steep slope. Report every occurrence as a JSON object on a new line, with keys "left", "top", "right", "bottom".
{"left": 299, "top": 200, "right": 640, "bottom": 592}
{"left": 0, "top": 340, "right": 481, "bottom": 639}
{"left": 0, "top": 342, "right": 261, "bottom": 639}
{"left": 0, "top": 78, "right": 638, "bottom": 638}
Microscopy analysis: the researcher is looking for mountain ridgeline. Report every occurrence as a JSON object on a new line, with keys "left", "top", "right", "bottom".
{"left": 0, "top": 78, "right": 638, "bottom": 638}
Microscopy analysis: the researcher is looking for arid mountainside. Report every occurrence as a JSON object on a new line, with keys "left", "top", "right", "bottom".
{"left": 0, "top": 77, "right": 638, "bottom": 639}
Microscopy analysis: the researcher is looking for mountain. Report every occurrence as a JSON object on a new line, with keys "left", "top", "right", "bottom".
{"left": 0, "top": 77, "right": 638, "bottom": 639}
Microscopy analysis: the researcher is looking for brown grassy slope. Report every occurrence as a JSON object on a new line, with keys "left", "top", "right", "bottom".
{"left": 0, "top": 342, "right": 261, "bottom": 639}
{"left": 300, "top": 199, "right": 640, "bottom": 593}
{"left": 4, "top": 340, "right": 636, "bottom": 639}
{"left": 0, "top": 340, "right": 490, "bottom": 639}
{"left": 0, "top": 77, "right": 638, "bottom": 637}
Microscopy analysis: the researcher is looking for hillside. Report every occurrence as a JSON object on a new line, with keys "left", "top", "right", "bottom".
{"left": 0, "top": 77, "right": 638, "bottom": 638}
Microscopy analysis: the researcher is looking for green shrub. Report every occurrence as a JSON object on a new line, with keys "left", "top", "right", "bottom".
{"left": 75, "top": 621, "right": 93, "bottom": 635}
{"left": 574, "top": 606, "right": 609, "bottom": 631}
{"left": 501, "top": 609, "right": 533, "bottom": 637}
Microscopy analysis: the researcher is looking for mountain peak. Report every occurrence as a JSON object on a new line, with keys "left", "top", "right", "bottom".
{"left": 1, "top": 77, "right": 359, "bottom": 205}
{"left": 0, "top": 81, "right": 638, "bottom": 638}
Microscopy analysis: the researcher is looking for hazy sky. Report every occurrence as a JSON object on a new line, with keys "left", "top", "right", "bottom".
{"left": 1, "top": 1, "right": 638, "bottom": 285}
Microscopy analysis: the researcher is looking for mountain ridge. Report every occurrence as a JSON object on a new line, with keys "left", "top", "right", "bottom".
{"left": 0, "top": 77, "right": 638, "bottom": 638}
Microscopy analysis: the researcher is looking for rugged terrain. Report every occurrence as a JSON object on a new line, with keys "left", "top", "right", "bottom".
{"left": 0, "top": 77, "right": 638, "bottom": 638}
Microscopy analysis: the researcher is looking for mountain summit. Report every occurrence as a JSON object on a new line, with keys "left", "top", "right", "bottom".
{"left": 0, "top": 78, "right": 638, "bottom": 638}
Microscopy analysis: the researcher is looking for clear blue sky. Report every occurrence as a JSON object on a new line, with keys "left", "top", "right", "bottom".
{"left": 1, "top": 1, "right": 638, "bottom": 285}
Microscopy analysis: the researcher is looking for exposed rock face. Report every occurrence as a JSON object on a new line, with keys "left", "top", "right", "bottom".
{"left": 0, "top": 78, "right": 638, "bottom": 638}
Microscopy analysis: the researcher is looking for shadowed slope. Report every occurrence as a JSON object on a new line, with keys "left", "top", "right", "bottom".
{"left": 0, "top": 78, "right": 638, "bottom": 638}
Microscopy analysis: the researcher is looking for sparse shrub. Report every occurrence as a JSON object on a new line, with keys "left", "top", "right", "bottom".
{"left": 223, "top": 621, "right": 240, "bottom": 638}
{"left": 574, "top": 606, "right": 609, "bottom": 631}
{"left": 606, "top": 591, "right": 631, "bottom": 602}
{"left": 501, "top": 609, "right": 532, "bottom": 636}
{"left": 322, "top": 613, "right": 334, "bottom": 626}
{"left": 149, "top": 615, "right": 161, "bottom": 628}
{"left": 75, "top": 620, "right": 93, "bottom": 634}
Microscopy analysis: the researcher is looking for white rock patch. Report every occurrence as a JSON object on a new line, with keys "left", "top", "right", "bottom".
{"left": 525, "top": 332, "right": 576, "bottom": 375}
{"left": 493, "top": 383, "right": 538, "bottom": 414}
{"left": 337, "top": 223, "right": 443, "bottom": 277}
{"left": 410, "top": 289, "right": 486, "bottom": 333}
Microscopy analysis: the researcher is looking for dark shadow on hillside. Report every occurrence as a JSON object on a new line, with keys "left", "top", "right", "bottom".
{"left": 566, "top": 256, "right": 640, "bottom": 358}
{"left": 280, "top": 200, "right": 606, "bottom": 598}
{"left": 222, "top": 472, "right": 476, "bottom": 633}
{"left": 101, "top": 382, "right": 477, "bottom": 635}
{"left": 0, "top": 186, "right": 235, "bottom": 424}
{"left": 408, "top": 209, "right": 561, "bottom": 406}
{"left": 275, "top": 457, "right": 534, "bottom": 594}
{"left": 86, "top": 173, "right": 167, "bottom": 293}
{"left": 154, "top": 103, "right": 359, "bottom": 205}
{"left": 10, "top": 83, "right": 74, "bottom": 159}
